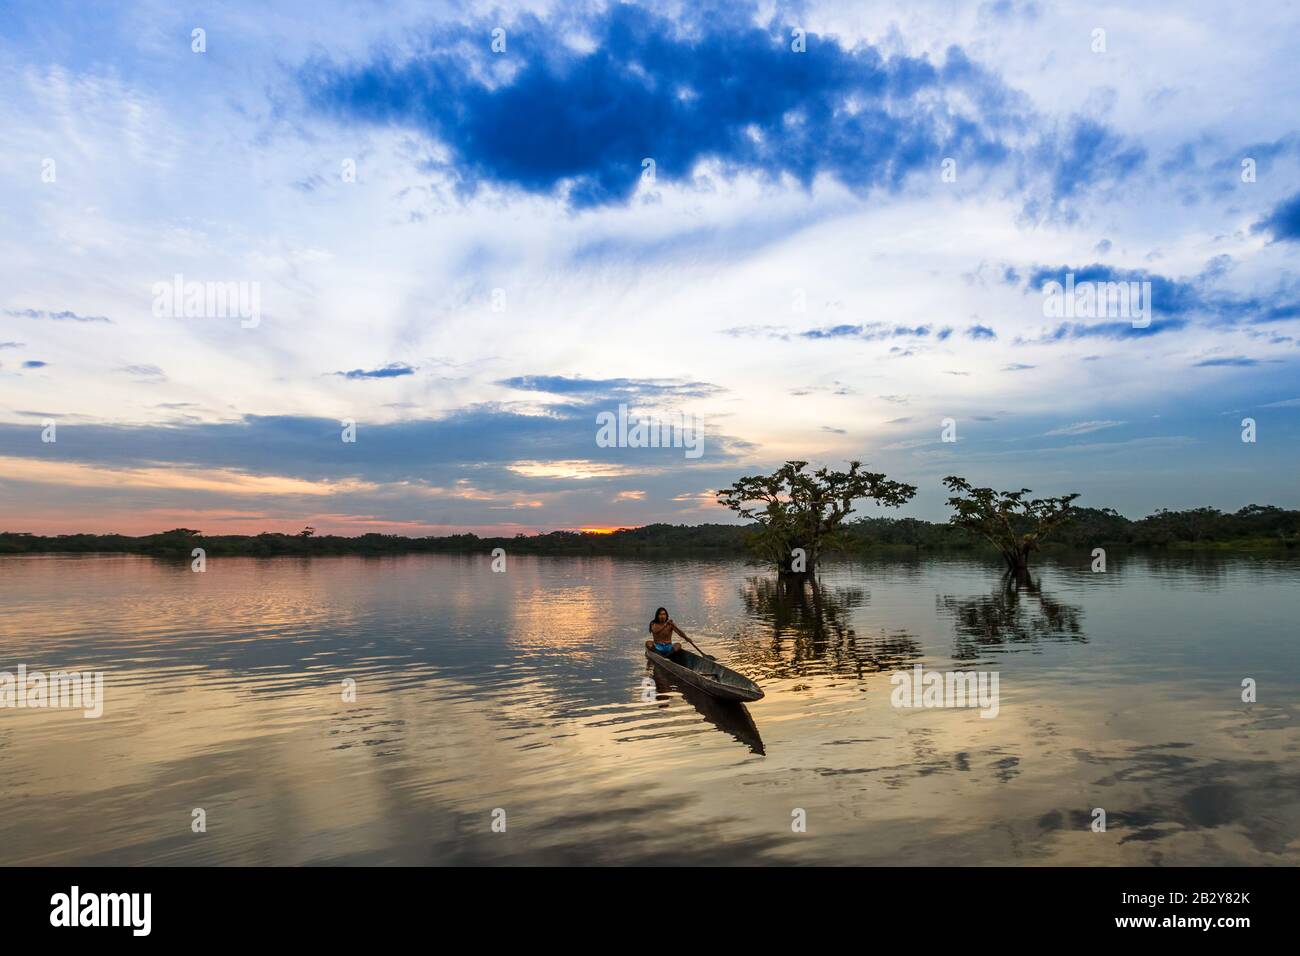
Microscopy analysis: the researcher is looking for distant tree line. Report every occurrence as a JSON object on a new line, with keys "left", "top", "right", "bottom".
{"left": 843, "top": 504, "right": 1300, "bottom": 550}
{"left": 715, "top": 462, "right": 1300, "bottom": 576}
{"left": 3, "top": 504, "right": 1299, "bottom": 558}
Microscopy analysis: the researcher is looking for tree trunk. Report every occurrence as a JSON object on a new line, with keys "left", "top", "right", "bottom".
{"left": 998, "top": 546, "right": 1029, "bottom": 574}
{"left": 1003, "top": 544, "right": 1031, "bottom": 583}
{"left": 777, "top": 567, "right": 814, "bottom": 586}
{"left": 777, "top": 553, "right": 816, "bottom": 578}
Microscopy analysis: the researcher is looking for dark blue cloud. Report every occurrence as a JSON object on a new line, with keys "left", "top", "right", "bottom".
{"left": 301, "top": 5, "right": 1030, "bottom": 208}
{"left": 21, "top": 360, "right": 48, "bottom": 368}
{"left": 0, "top": 402, "right": 750, "bottom": 491}
{"left": 498, "top": 374, "right": 721, "bottom": 399}
{"left": 1235, "top": 300, "right": 1300, "bottom": 323}
{"left": 803, "top": 324, "right": 933, "bottom": 340}
{"left": 801, "top": 325, "right": 865, "bottom": 340}
{"left": 337, "top": 362, "right": 416, "bottom": 380}
{"left": 5, "top": 308, "right": 111, "bottom": 323}
{"left": 722, "top": 322, "right": 937, "bottom": 342}
{"left": 1020, "top": 262, "right": 1300, "bottom": 331}
{"left": 1152, "top": 135, "right": 1300, "bottom": 206}
{"left": 978, "top": 0, "right": 1042, "bottom": 22}
{"left": 1200, "top": 254, "right": 1233, "bottom": 281}
{"left": 966, "top": 324, "right": 997, "bottom": 340}
{"left": 1254, "top": 191, "right": 1300, "bottom": 243}
{"left": 1173, "top": 134, "right": 1300, "bottom": 182}
{"left": 0, "top": 403, "right": 756, "bottom": 533}
{"left": 1029, "top": 318, "right": 1188, "bottom": 342}
{"left": 1034, "top": 117, "right": 1147, "bottom": 200}
{"left": 1194, "top": 356, "right": 1260, "bottom": 367}
{"left": 1026, "top": 262, "right": 1202, "bottom": 310}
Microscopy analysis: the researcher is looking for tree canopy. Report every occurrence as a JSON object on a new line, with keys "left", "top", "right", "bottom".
{"left": 943, "top": 475, "right": 1079, "bottom": 574}
{"left": 717, "top": 460, "right": 916, "bottom": 573}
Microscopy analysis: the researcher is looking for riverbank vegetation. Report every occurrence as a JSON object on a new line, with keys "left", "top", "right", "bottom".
{"left": 3, "top": 504, "right": 1299, "bottom": 558}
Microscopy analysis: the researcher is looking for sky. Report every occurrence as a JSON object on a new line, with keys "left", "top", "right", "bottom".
{"left": 1, "top": 0, "right": 1298, "bottom": 536}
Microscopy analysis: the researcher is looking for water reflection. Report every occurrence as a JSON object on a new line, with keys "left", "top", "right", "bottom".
{"left": 2, "top": 552, "right": 1297, "bottom": 866}
{"left": 735, "top": 575, "right": 920, "bottom": 680}
{"left": 938, "top": 572, "right": 1086, "bottom": 659}
{"left": 646, "top": 667, "right": 765, "bottom": 755}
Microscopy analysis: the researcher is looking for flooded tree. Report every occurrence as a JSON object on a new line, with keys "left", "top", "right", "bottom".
{"left": 717, "top": 460, "right": 916, "bottom": 577}
{"left": 943, "top": 476, "right": 1079, "bottom": 578}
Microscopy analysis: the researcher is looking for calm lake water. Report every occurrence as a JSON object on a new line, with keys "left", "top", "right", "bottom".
{"left": 1, "top": 552, "right": 1297, "bottom": 866}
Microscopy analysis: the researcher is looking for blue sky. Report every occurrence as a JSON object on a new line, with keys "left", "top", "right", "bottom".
{"left": 1, "top": 0, "right": 1298, "bottom": 535}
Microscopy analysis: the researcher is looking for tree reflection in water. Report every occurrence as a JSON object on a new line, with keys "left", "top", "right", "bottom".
{"left": 939, "top": 571, "right": 1086, "bottom": 659}
{"left": 734, "top": 575, "right": 920, "bottom": 681}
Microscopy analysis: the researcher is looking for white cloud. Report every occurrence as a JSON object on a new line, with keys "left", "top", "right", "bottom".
{"left": 1043, "top": 420, "right": 1126, "bottom": 437}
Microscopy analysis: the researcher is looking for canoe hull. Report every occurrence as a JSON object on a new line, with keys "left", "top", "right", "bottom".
{"left": 645, "top": 647, "right": 764, "bottom": 703}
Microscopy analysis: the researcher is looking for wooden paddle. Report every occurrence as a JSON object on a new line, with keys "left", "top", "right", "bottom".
{"left": 678, "top": 629, "right": 716, "bottom": 660}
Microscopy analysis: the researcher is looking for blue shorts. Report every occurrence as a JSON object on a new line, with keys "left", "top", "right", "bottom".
{"left": 653, "top": 642, "right": 674, "bottom": 655}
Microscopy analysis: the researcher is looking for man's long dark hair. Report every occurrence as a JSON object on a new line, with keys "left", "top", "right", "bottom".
{"left": 649, "top": 607, "right": 669, "bottom": 634}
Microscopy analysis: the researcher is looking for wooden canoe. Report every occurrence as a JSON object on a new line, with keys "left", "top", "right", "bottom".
{"left": 648, "top": 667, "right": 766, "bottom": 754}
{"left": 645, "top": 647, "right": 764, "bottom": 703}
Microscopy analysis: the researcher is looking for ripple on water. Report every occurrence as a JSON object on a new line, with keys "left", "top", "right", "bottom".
{"left": 1, "top": 552, "right": 1298, "bottom": 864}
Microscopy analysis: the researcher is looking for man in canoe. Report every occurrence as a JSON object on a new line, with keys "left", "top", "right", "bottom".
{"left": 647, "top": 607, "right": 686, "bottom": 656}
